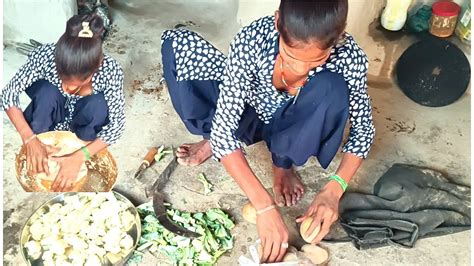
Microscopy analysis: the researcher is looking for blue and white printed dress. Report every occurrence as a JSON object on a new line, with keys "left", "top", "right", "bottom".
{"left": 161, "top": 16, "right": 375, "bottom": 169}
{"left": 2, "top": 44, "right": 125, "bottom": 144}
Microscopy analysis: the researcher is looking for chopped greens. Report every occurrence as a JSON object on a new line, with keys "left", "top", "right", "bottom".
{"left": 154, "top": 145, "right": 173, "bottom": 163}
{"left": 196, "top": 173, "right": 214, "bottom": 195}
{"left": 127, "top": 202, "right": 234, "bottom": 265}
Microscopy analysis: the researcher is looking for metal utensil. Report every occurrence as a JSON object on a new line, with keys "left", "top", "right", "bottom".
{"left": 148, "top": 153, "right": 202, "bottom": 238}
{"left": 134, "top": 147, "right": 159, "bottom": 179}
{"left": 153, "top": 189, "right": 202, "bottom": 238}
{"left": 20, "top": 192, "right": 141, "bottom": 265}
{"left": 15, "top": 131, "right": 118, "bottom": 192}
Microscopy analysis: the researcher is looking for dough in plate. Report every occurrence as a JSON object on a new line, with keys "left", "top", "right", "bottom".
{"left": 34, "top": 146, "right": 88, "bottom": 191}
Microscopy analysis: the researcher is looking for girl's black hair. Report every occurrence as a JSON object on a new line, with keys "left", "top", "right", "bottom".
{"left": 277, "top": 0, "right": 348, "bottom": 49}
{"left": 55, "top": 14, "right": 105, "bottom": 80}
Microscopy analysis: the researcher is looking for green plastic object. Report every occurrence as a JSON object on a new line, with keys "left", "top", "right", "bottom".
{"left": 407, "top": 5, "right": 432, "bottom": 33}
{"left": 455, "top": 3, "right": 471, "bottom": 43}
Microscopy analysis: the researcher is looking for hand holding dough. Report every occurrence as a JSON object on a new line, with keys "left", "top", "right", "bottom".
{"left": 34, "top": 146, "right": 87, "bottom": 191}
{"left": 300, "top": 217, "right": 321, "bottom": 243}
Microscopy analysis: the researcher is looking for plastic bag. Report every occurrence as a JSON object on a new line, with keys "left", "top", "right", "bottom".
{"left": 238, "top": 241, "right": 297, "bottom": 266}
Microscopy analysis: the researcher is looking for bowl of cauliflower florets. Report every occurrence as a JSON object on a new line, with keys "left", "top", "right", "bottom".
{"left": 15, "top": 131, "right": 118, "bottom": 192}
{"left": 20, "top": 192, "right": 141, "bottom": 266}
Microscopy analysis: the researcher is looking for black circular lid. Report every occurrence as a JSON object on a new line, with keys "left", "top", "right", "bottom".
{"left": 396, "top": 39, "right": 470, "bottom": 107}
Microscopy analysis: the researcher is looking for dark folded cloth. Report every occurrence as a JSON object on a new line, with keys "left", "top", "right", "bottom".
{"left": 330, "top": 164, "right": 471, "bottom": 250}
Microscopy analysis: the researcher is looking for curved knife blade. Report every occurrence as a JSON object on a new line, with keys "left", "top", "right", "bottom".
{"left": 153, "top": 191, "right": 201, "bottom": 238}
{"left": 150, "top": 151, "right": 201, "bottom": 238}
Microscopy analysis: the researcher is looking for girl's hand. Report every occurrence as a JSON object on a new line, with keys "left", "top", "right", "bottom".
{"left": 256, "top": 207, "right": 289, "bottom": 263}
{"left": 25, "top": 138, "right": 59, "bottom": 175}
{"left": 296, "top": 182, "right": 343, "bottom": 244}
{"left": 50, "top": 152, "right": 85, "bottom": 192}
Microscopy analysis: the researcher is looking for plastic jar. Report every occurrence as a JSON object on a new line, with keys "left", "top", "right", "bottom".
{"left": 455, "top": 3, "right": 471, "bottom": 43}
{"left": 381, "top": 0, "right": 413, "bottom": 31}
{"left": 430, "top": 1, "right": 461, "bottom": 37}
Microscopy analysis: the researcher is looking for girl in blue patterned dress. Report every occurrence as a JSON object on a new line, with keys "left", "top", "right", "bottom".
{"left": 161, "top": 0, "right": 375, "bottom": 262}
{"left": 2, "top": 14, "right": 125, "bottom": 192}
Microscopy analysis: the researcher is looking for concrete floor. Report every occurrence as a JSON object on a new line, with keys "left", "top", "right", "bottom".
{"left": 3, "top": 1, "right": 471, "bottom": 265}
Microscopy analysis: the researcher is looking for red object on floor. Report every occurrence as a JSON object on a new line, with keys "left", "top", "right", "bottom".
{"left": 432, "top": 1, "right": 461, "bottom": 17}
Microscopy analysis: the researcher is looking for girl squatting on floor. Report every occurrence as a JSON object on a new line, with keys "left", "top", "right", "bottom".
{"left": 2, "top": 14, "right": 125, "bottom": 192}
{"left": 161, "top": 0, "right": 375, "bottom": 262}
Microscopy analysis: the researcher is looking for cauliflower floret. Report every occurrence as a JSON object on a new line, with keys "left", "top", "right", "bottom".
{"left": 40, "top": 235, "right": 59, "bottom": 248}
{"left": 104, "top": 192, "right": 118, "bottom": 204}
{"left": 41, "top": 212, "right": 60, "bottom": 225}
{"left": 29, "top": 220, "right": 44, "bottom": 241}
{"left": 42, "top": 250, "right": 55, "bottom": 265}
{"left": 25, "top": 240, "right": 42, "bottom": 260}
{"left": 59, "top": 204, "right": 76, "bottom": 216}
{"left": 49, "top": 239, "right": 68, "bottom": 255}
{"left": 60, "top": 217, "right": 81, "bottom": 234}
{"left": 50, "top": 223, "right": 60, "bottom": 236}
{"left": 64, "top": 234, "right": 88, "bottom": 250}
{"left": 94, "top": 236, "right": 104, "bottom": 246}
{"left": 55, "top": 254, "right": 72, "bottom": 266}
{"left": 64, "top": 195, "right": 82, "bottom": 209}
{"left": 105, "top": 215, "right": 121, "bottom": 230}
{"left": 79, "top": 193, "right": 92, "bottom": 204}
{"left": 120, "top": 234, "right": 134, "bottom": 251}
{"left": 91, "top": 207, "right": 110, "bottom": 222}
{"left": 98, "top": 201, "right": 120, "bottom": 220}
{"left": 103, "top": 228, "right": 122, "bottom": 254}
{"left": 118, "top": 201, "right": 130, "bottom": 212}
{"left": 106, "top": 252, "right": 123, "bottom": 264}
{"left": 79, "top": 225, "right": 90, "bottom": 239}
{"left": 104, "top": 243, "right": 121, "bottom": 254}
{"left": 52, "top": 214, "right": 62, "bottom": 224}
{"left": 87, "top": 242, "right": 107, "bottom": 257}
{"left": 120, "top": 210, "right": 136, "bottom": 231}
{"left": 67, "top": 249, "right": 87, "bottom": 266}
{"left": 90, "top": 193, "right": 108, "bottom": 208}
{"left": 84, "top": 254, "right": 102, "bottom": 266}
{"left": 49, "top": 203, "right": 63, "bottom": 213}
{"left": 96, "top": 227, "right": 107, "bottom": 237}
{"left": 103, "top": 228, "right": 121, "bottom": 245}
{"left": 73, "top": 202, "right": 93, "bottom": 221}
{"left": 87, "top": 222, "right": 106, "bottom": 239}
{"left": 37, "top": 223, "right": 54, "bottom": 238}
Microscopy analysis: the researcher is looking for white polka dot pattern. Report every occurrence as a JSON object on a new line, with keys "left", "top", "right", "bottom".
{"left": 162, "top": 16, "right": 375, "bottom": 160}
{"left": 1, "top": 44, "right": 125, "bottom": 145}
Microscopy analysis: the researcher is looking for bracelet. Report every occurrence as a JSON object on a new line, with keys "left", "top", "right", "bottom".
{"left": 329, "top": 174, "right": 348, "bottom": 192}
{"left": 81, "top": 146, "right": 91, "bottom": 160}
{"left": 23, "top": 134, "right": 37, "bottom": 145}
{"left": 256, "top": 204, "right": 276, "bottom": 215}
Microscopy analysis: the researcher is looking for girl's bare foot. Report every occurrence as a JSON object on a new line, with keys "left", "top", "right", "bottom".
{"left": 272, "top": 166, "right": 305, "bottom": 207}
{"left": 176, "top": 139, "right": 212, "bottom": 166}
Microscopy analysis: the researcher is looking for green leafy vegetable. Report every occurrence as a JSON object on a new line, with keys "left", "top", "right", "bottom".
{"left": 196, "top": 173, "right": 214, "bottom": 195}
{"left": 154, "top": 145, "right": 173, "bottom": 162}
{"left": 125, "top": 250, "right": 144, "bottom": 266}
{"left": 127, "top": 202, "right": 235, "bottom": 265}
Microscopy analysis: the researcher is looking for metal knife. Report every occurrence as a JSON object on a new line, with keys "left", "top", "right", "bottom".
{"left": 149, "top": 153, "right": 202, "bottom": 238}
{"left": 134, "top": 147, "right": 159, "bottom": 179}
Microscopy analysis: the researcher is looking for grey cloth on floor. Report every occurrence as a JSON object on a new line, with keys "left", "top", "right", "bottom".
{"left": 331, "top": 164, "right": 471, "bottom": 250}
